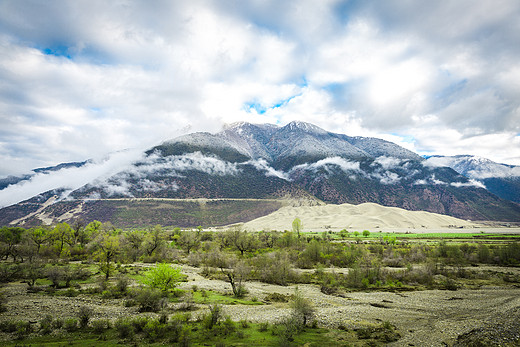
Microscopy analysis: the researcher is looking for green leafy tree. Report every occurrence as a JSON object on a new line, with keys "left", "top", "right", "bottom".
{"left": 50, "top": 223, "right": 74, "bottom": 257}
{"left": 143, "top": 225, "right": 165, "bottom": 257}
{"left": 141, "top": 263, "right": 183, "bottom": 292}
{"left": 362, "top": 230, "right": 370, "bottom": 238}
{"left": 292, "top": 217, "right": 303, "bottom": 239}
{"left": 177, "top": 230, "right": 199, "bottom": 254}
{"left": 225, "top": 227, "right": 258, "bottom": 256}
{"left": 0, "top": 227, "right": 25, "bottom": 261}
{"left": 91, "top": 232, "right": 120, "bottom": 280}
{"left": 27, "top": 227, "right": 49, "bottom": 255}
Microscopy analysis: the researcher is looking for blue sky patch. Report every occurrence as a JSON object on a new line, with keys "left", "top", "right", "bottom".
{"left": 41, "top": 46, "right": 72, "bottom": 59}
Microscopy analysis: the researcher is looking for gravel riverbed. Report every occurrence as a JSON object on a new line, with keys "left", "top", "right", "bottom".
{"left": 1, "top": 264, "right": 519, "bottom": 346}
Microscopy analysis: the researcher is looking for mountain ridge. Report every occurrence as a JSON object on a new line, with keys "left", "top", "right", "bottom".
{"left": 1, "top": 121, "right": 519, "bottom": 227}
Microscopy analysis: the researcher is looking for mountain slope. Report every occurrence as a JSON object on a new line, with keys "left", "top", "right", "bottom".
{"left": 425, "top": 155, "right": 520, "bottom": 204}
{"left": 1, "top": 121, "right": 519, "bottom": 227}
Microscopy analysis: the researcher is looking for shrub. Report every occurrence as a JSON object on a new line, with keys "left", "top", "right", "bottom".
{"left": 131, "top": 316, "right": 149, "bottom": 333}
{"left": 258, "top": 322, "right": 269, "bottom": 332}
{"left": 132, "top": 287, "right": 167, "bottom": 312}
{"left": 178, "top": 291, "right": 196, "bottom": 311}
{"left": 143, "top": 319, "right": 168, "bottom": 341}
{"left": 52, "top": 318, "right": 64, "bottom": 330}
{"left": 115, "top": 275, "right": 130, "bottom": 294}
{"left": 0, "top": 291, "right": 7, "bottom": 313}
{"left": 91, "top": 319, "right": 110, "bottom": 334}
{"left": 15, "top": 320, "right": 33, "bottom": 339}
{"left": 0, "top": 320, "right": 17, "bottom": 333}
{"left": 77, "top": 306, "right": 93, "bottom": 329}
{"left": 220, "top": 316, "right": 236, "bottom": 336}
{"left": 168, "top": 314, "right": 186, "bottom": 343}
{"left": 64, "top": 288, "right": 79, "bottom": 297}
{"left": 39, "top": 314, "right": 54, "bottom": 335}
{"left": 264, "top": 292, "right": 292, "bottom": 303}
{"left": 114, "top": 317, "right": 134, "bottom": 339}
{"left": 290, "top": 288, "right": 315, "bottom": 327}
{"left": 141, "top": 263, "right": 183, "bottom": 292}
{"left": 203, "top": 304, "right": 222, "bottom": 330}
{"left": 64, "top": 318, "right": 78, "bottom": 332}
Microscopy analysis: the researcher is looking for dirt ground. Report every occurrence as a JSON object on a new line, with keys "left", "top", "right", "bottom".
{"left": 1, "top": 264, "right": 520, "bottom": 346}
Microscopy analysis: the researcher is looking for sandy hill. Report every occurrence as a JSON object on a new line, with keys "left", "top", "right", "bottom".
{"left": 242, "top": 202, "right": 479, "bottom": 231}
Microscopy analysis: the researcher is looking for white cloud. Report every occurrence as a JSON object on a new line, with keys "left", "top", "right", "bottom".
{"left": 247, "top": 159, "right": 290, "bottom": 180}
{"left": 293, "top": 157, "right": 361, "bottom": 174}
{"left": 0, "top": 149, "right": 144, "bottom": 207}
{"left": 451, "top": 180, "right": 486, "bottom": 189}
{"left": 1, "top": 0, "right": 520, "bottom": 180}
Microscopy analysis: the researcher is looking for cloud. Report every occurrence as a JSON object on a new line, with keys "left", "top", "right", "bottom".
{"left": 451, "top": 180, "right": 486, "bottom": 189}
{"left": 0, "top": 149, "right": 144, "bottom": 207}
{"left": 79, "top": 151, "right": 242, "bottom": 198}
{"left": 292, "top": 157, "right": 361, "bottom": 174}
{"left": 1, "top": 0, "right": 520, "bottom": 179}
{"left": 247, "top": 159, "right": 290, "bottom": 180}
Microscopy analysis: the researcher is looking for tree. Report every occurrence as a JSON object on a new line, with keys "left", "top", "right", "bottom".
{"left": 0, "top": 227, "right": 25, "bottom": 261}
{"left": 27, "top": 227, "right": 49, "bottom": 255}
{"left": 141, "top": 263, "right": 183, "bottom": 292}
{"left": 290, "top": 287, "right": 315, "bottom": 327}
{"left": 362, "top": 230, "right": 370, "bottom": 238}
{"left": 177, "top": 230, "right": 199, "bottom": 254}
{"left": 50, "top": 223, "right": 74, "bottom": 257}
{"left": 91, "top": 232, "right": 120, "bottom": 280}
{"left": 225, "top": 227, "right": 258, "bottom": 256}
{"left": 292, "top": 217, "right": 303, "bottom": 239}
{"left": 143, "top": 225, "right": 165, "bottom": 257}
{"left": 208, "top": 250, "right": 250, "bottom": 297}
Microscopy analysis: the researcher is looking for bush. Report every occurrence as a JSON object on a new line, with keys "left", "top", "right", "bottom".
{"left": 114, "top": 317, "right": 134, "bottom": 339}
{"left": 141, "top": 263, "right": 183, "bottom": 292}
{"left": 77, "top": 306, "right": 93, "bottom": 329}
{"left": 15, "top": 320, "right": 33, "bottom": 339}
{"left": 131, "top": 316, "right": 149, "bottom": 333}
{"left": 115, "top": 275, "right": 130, "bottom": 293}
{"left": 220, "top": 316, "right": 236, "bottom": 336}
{"left": 258, "top": 322, "right": 269, "bottom": 332}
{"left": 203, "top": 304, "right": 222, "bottom": 330}
{"left": 178, "top": 291, "right": 195, "bottom": 311}
{"left": 91, "top": 319, "right": 110, "bottom": 334}
{"left": 132, "top": 287, "right": 168, "bottom": 312}
{"left": 290, "top": 288, "right": 315, "bottom": 327}
{"left": 64, "top": 318, "right": 78, "bottom": 332}
{"left": 0, "top": 291, "right": 7, "bottom": 313}
{"left": 39, "top": 314, "right": 54, "bottom": 335}
{"left": 143, "top": 319, "right": 168, "bottom": 341}
{"left": 0, "top": 320, "right": 17, "bottom": 333}
{"left": 52, "top": 318, "right": 63, "bottom": 330}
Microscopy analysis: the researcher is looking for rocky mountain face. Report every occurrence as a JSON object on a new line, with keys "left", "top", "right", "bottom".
{"left": 425, "top": 155, "right": 520, "bottom": 204}
{"left": 1, "top": 121, "right": 519, "bottom": 227}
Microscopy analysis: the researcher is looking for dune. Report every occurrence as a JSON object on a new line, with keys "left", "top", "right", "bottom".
{"left": 241, "top": 202, "right": 478, "bottom": 231}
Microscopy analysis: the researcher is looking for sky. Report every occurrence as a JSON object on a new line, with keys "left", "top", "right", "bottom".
{"left": 1, "top": 0, "right": 520, "bottom": 178}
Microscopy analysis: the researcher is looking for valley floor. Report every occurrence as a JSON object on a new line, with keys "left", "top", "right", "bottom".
{"left": 2, "top": 264, "right": 520, "bottom": 346}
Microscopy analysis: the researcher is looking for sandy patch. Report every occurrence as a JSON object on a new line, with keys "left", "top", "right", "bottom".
{"left": 242, "top": 202, "right": 481, "bottom": 231}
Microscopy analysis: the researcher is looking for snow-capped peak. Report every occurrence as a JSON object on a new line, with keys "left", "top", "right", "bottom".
{"left": 283, "top": 121, "right": 327, "bottom": 134}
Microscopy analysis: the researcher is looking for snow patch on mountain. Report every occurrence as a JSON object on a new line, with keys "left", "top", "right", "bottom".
{"left": 424, "top": 155, "right": 520, "bottom": 179}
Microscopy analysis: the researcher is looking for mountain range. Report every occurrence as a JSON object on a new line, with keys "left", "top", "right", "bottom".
{"left": 1, "top": 121, "right": 519, "bottom": 228}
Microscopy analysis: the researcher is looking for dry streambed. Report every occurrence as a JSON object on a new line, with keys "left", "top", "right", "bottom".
{"left": 1, "top": 264, "right": 520, "bottom": 346}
